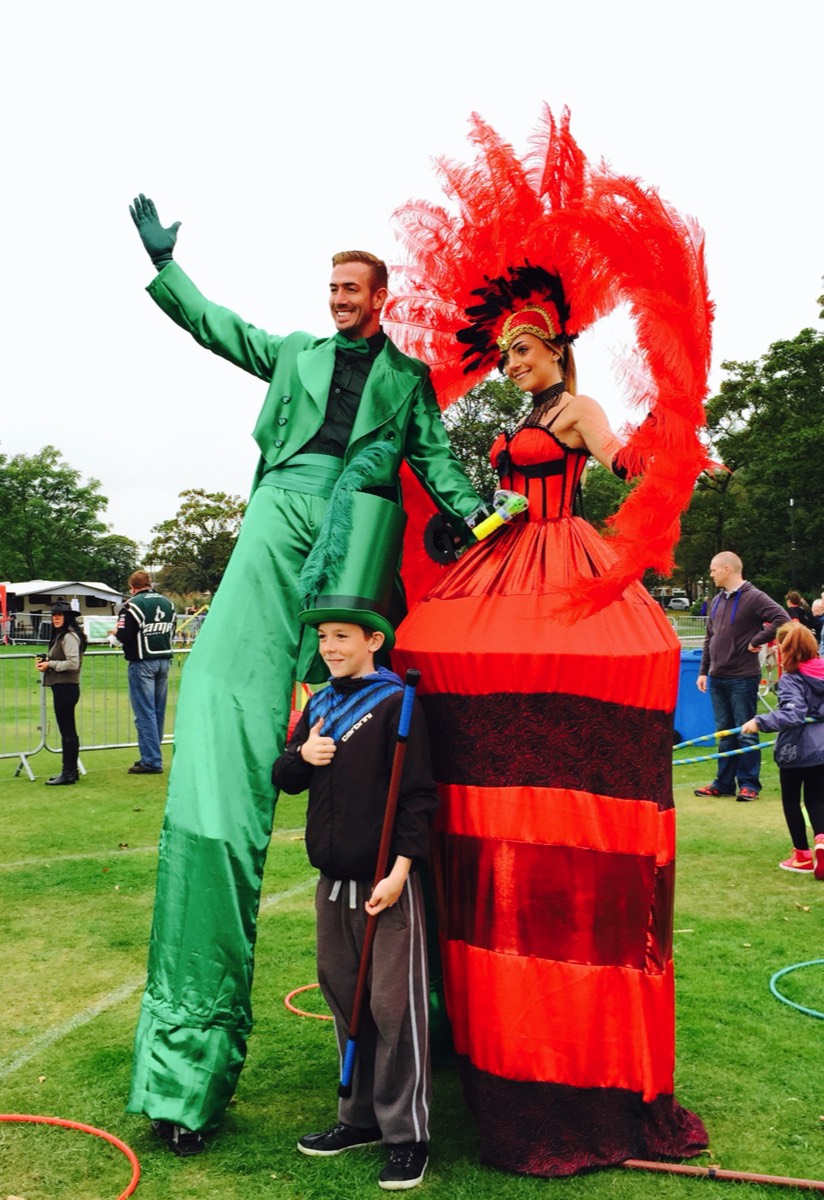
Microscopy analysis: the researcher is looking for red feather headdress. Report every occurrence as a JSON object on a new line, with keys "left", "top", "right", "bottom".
{"left": 384, "top": 106, "right": 714, "bottom": 617}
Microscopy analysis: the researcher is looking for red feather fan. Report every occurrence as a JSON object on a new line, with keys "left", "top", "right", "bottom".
{"left": 387, "top": 106, "right": 713, "bottom": 616}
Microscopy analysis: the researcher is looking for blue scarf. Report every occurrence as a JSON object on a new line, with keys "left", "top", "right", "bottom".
{"left": 308, "top": 667, "right": 404, "bottom": 742}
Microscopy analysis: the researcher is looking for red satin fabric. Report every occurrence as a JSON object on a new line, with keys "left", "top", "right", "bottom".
{"left": 443, "top": 943, "right": 677, "bottom": 1096}
{"left": 437, "top": 835, "right": 670, "bottom": 971}
{"left": 393, "top": 430, "right": 705, "bottom": 1173}
{"left": 402, "top": 518, "right": 679, "bottom": 707}
{"left": 438, "top": 784, "right": 676, "bottom": 859}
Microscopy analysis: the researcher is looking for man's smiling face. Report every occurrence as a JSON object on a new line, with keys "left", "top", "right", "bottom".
{"left": 328, "top": 261, "right": 385, "bottom": 340}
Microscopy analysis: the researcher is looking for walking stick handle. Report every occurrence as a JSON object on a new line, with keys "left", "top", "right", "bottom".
{"left": 398, "top": 669, "right": 421, "bottom": 739}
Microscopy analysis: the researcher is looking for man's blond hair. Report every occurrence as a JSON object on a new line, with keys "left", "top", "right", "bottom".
{"left": 331, "top": 250, "right": 388, "bottom": 292}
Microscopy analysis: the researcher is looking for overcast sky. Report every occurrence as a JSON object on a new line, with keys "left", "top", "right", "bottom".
{"left": 2, "top": 0, "right": 822, "bottom": 550}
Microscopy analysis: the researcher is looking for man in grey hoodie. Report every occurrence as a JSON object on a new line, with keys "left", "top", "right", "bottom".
{"left": 694, "top": 551, "right": 789, "bottom": 801}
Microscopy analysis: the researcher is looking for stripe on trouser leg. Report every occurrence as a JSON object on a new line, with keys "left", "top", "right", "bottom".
{"left": 406, "top": 875, "right": 430, "bottom": 1143}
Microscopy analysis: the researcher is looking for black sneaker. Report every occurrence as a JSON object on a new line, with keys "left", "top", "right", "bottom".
{"left": 129, "top": 763, "right": 163, "bottom": 774}
{"left": 151, "top": 1119, "right": 205, "bottom": 1157}
{"left": 298, "top": 1122, "right": 382, "bottom": 1157}
{"left": 379, "top": 1142, "right": 428, "bottom": 1190}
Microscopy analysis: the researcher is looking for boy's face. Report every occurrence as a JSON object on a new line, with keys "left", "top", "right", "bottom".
{"left": 317, "top": 622, "right": 385, "bottom": 679}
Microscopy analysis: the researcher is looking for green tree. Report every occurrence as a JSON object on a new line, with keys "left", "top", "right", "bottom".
{"left": 442, "top": 377, "right": 529, "bottom": 496}
{"left": 677, "top": 316, "right": 824, "bottom": 598}
{"left": 675, "top": 469, "right": 736, "bottom": 594}
{"left": 580, "top": 462, "right": 628, "bottom": 531}
{"left": 150, "top": 489, "right": 246, "bottom": 595}
{"left": 0, "top": 446, "right": 113, "bottom": 579}
{"left": 86, "top": 533, "right": 140, "bottom": 592}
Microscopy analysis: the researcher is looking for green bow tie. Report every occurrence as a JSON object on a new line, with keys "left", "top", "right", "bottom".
{"left": 333, "top": 333, "right": 370, "bottom": 355}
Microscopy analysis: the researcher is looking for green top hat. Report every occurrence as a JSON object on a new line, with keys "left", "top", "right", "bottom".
{"left": 298, "top": 447, "right": 406, "bottom": 650}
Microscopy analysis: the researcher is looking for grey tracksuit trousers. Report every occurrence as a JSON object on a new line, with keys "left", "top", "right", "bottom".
{"left": 316, "top": 872, "right": 431, "bottom": 1144}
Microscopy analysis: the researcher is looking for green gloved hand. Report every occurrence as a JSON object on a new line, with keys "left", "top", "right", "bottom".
{"left": 129, "top": 194, "right": 181, "bottom": 270}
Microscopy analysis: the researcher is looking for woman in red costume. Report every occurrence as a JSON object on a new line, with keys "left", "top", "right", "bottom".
{"left": 385, "top": 109, "right": 712, "bottom": 1177}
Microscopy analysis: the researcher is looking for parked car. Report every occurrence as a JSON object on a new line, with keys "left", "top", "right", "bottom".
{"left": 667, "top": 596, "right": 691, "bottom": 611}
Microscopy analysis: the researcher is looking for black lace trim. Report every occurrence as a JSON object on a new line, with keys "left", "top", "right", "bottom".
{"left": 421, "top": 692, "right": 673, "bottom": 809}
{"left": 458, "top": 1060, "right": 708, "bottom": 1178}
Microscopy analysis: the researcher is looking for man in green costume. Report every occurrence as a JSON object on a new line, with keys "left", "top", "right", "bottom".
{"left": 126, "top": 196, "right": 484, "bottom": 1152}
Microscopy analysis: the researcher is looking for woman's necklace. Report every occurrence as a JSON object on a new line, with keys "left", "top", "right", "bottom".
{"left": 520, "top": 380, "right": 566, "bottom": 428}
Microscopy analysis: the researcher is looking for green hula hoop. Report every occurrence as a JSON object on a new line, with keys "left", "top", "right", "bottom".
{"left": 769, "top": 959, "right": 824, "bottom": 1020}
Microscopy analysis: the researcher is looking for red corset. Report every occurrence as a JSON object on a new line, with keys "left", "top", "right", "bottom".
{"left": 490, "top": 426, "right": 589, "bottom": 521}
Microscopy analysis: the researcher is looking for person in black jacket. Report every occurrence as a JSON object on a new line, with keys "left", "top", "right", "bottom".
{"left": 112, "top": 570, "right": 175, "bottom": 775}
{"left": 272, "top": 619, "right": 436, "bottom": 1193}
{"left": 35, "top": 600, "right": 87, "bottom": 786}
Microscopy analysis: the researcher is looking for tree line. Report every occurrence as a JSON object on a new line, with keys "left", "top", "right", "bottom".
{"left": 677, "top": 288, "right": 824, "bottom": 598}
{"left": 0, "top": 446, "right": 244, "bottom": 597}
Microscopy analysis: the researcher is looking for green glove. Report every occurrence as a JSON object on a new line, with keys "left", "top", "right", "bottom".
{"left": 129, "top": 193, "right": 181, "bottom": 270}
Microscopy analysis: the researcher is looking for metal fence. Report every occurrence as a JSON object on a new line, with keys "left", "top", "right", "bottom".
{"left": 0, "top": 649, "right": 188, "bottom": 780}
{"left": 667, "top": 614, "right": 708, "bottom": 647}
{"left": 3, "top": 610, "right": 205, "bottom": 647}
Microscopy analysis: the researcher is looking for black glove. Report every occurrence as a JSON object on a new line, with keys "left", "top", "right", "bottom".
{"left": 423, "top": 513, "right": 469, "bottom": 564}
{"left": 129, "top": 194, "right": 181, "bottom": 270}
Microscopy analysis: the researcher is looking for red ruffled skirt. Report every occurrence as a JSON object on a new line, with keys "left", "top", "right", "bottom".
{"left": 394, "top": 515, "right": 707, "bottom": 1176}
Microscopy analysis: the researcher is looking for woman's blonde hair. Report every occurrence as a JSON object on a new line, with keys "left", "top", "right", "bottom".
{"left": 554, "top": 341, "right": 577, "bottom": 396}
{"left": 776, "top": 621, "right": 819, "bottom": 673}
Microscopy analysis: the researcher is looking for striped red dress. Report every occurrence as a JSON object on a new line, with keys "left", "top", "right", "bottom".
{"left": 393, "top": 423, "right": 707, "bottom": 1176}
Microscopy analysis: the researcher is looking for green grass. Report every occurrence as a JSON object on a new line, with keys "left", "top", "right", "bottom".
{"left": 1, "top": 740, "right": 824, "bottom": 1199}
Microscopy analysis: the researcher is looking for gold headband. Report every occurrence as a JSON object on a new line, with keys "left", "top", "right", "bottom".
{"left": 496, "top": 306, "right": 558, "bottom": 352}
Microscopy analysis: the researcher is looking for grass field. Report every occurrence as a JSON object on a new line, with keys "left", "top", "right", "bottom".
{"left": 1, "top": 726, "right": 824, "bottom": 1198}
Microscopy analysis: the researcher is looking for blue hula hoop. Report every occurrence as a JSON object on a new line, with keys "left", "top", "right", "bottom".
{"left": 769, "top": 959, "right": 824, "bottom": 1020}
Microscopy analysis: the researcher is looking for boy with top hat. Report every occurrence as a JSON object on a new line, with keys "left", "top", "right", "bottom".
{"left": 272, "top": 491, "right": 436, "bottom": 1191}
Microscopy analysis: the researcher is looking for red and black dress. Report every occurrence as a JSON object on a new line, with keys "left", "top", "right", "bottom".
{"left": 393, "top": 419, "right": 707, "bottom": 1177}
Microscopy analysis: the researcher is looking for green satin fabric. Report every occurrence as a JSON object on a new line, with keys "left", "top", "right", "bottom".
{"left": 128, "top": 483, "right": 329, "bottom": 1130}
{"left": 259, "top": 453, "right": 343, "bottom": 499}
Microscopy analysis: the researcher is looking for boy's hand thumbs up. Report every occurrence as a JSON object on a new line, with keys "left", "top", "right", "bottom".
{"left": 302, "top": 716, "right": 337, "bottom": 766}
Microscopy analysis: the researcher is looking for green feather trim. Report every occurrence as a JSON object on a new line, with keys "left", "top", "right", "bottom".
{"left": 299, "top": 442, "right": 395, "bottom": 606}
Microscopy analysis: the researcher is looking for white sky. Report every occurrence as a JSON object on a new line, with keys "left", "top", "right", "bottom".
{"left": 2, "top": 0, "right": 822, "bottom": 549}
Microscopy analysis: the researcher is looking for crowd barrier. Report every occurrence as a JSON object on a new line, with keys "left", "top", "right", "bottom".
{"left": 0, "top": 649, "right": 188, "bottom": 780}
{"left": 2, "top": 610, "right": 205, "bottom": 647}
{"left": 667, "top": 614, "right": 708, "bottom": 647}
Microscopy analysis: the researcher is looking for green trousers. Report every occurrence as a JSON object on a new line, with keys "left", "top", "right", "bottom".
{"left": 128, "top": 480, "right": 331, "bottom": 1131}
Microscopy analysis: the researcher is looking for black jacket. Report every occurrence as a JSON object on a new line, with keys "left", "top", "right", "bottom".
{"left": 272, "top": 675, "right": 438, "bottom": 881}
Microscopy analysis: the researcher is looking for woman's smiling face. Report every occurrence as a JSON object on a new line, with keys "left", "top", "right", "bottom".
{"left": 502, "top": 333, "right": 562, "bottom": 393}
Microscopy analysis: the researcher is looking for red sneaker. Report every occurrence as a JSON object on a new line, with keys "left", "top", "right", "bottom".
{"left": 814, "top": 835, "right": 824, "bottom": 882}
{"left": 779, "top": 850, "right": 813, "bottom": 874}
{"left": 736, "top": 787, "right": 759, "bottom": 802}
